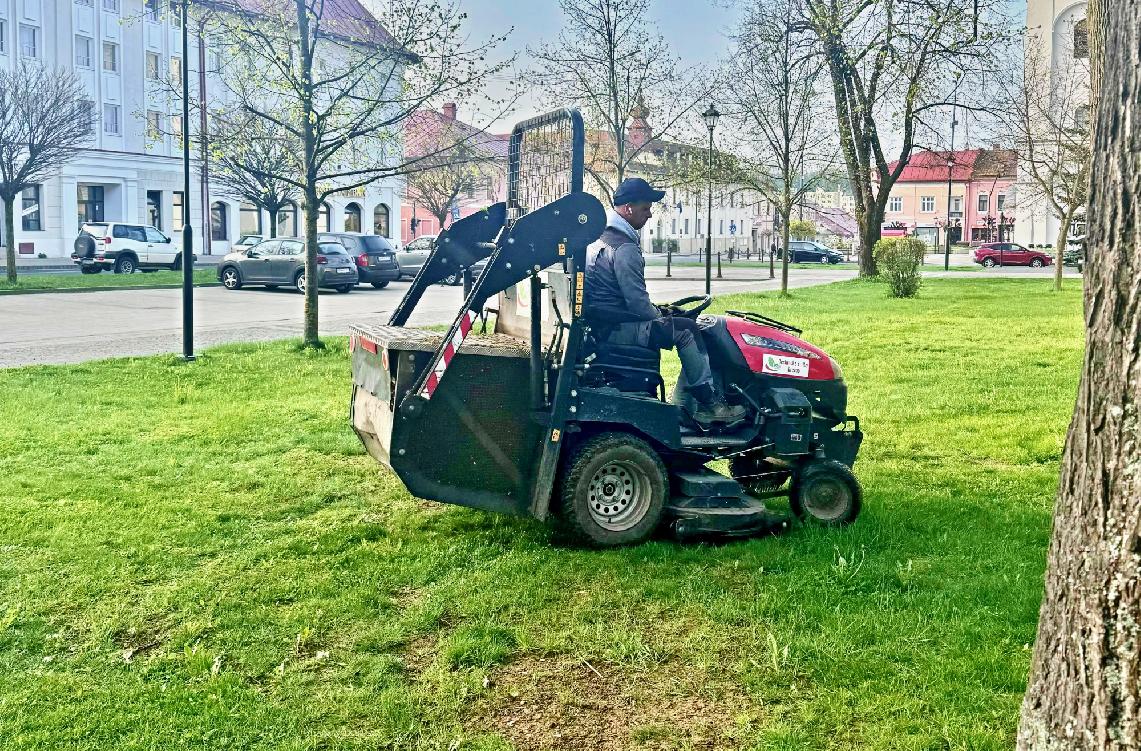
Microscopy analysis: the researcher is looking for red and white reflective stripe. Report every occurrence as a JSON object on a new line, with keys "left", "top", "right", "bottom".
{"left": 420, "top": 309, "right": 478, "bottom": 399}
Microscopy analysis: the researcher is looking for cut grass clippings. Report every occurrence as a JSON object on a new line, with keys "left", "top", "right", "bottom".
{"left": 0, "top": 278, "right": 1083, "bottom": 749}
{"left": 0, "top": 269, "right": 218, "bottom": 293}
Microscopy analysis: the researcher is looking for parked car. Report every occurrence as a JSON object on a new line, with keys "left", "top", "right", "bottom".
{"left": 1063, "top": 237, "right": 1086, "bottom": 273}
{"left": 71, "top": 222, "right": 191, "bottom": 274}
{"left": 398, "top": 233, "right": 485, "bottom": 285}
{"left": 777, "top": 240, "right": 845, "bottom": 264}
{"left": 231, "top": 235, "right": 263, "bottom": 253}
{"left": 973, "top": 242, "right": 1054, "bottom": 268}
{"left": 216, "top": 239, "right": 358, "bottom": 293}
{"left": 317, "top": 232, "right": 401, "bottom": 289}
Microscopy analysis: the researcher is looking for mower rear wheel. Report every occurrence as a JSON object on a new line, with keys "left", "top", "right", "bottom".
{"left": 728, "top": 456, "right": 791, "bottom": 494}
{"left": 790, "top": 460, "right": 861, "bottom": 526}
{"left": 559, "top": 432, "right": 666, "bottom": 547}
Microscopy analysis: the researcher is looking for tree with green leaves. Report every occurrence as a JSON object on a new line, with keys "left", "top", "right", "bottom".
{"left": 204, "top": 0, "right": 509, "bottom": 347}
{"left": 0, "top": 64, "right": 94, "bottom": 283}
{"left": 802, "top": 0, "right": 1008, "bottom": 276}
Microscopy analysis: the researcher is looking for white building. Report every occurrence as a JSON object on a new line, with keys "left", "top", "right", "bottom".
{"left": 2, "top": 0, "right": 402, "bottom": 259}
{"left": 1015, "top": 0, "right": 1088, "bottom": 247}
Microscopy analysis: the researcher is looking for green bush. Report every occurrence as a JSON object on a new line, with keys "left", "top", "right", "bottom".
{"left": 652, "top": 237, "right": 679, "bottom": 254}
{"left": 874, "top": 237, "right": 927, "bottom": 297}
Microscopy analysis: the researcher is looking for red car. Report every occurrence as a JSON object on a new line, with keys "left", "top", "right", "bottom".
{"left": 973, "top": 242, "right": 1053, "bottom": 268}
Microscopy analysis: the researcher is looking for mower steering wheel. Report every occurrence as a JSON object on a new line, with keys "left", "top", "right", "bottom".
{"left": 664, "top": 295, "right": 712, "bottom": 319}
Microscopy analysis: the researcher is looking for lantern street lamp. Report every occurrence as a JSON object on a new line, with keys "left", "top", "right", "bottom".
{"left": 702, "top": 103, "right": 720, "bottom": 295}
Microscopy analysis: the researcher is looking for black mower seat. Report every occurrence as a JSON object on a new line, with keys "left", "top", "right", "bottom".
{"left": 583, "top": 339, "right": 664, "bottom": 397}
{"left": 594, "top": 341, "right": 660, "bottom": 371}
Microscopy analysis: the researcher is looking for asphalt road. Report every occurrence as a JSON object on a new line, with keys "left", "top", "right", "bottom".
{"left": 0, "top": 264, "right": 1078, "bottom": 368}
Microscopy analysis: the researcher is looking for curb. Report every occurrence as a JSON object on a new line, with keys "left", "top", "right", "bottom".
{"left": 0, "top": 282, "right": 222, "bottom": 296}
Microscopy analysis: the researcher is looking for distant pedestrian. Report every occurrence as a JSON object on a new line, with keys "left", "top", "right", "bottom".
{"left": 769, "top": 241, "right": 777, "bottom": 260}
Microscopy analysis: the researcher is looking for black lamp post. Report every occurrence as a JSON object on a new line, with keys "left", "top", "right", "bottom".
{"left": 180, "top": 0, "right": 194, "bottom": 361}
{"left": 702, "top": 103, "right": 720, "bottom": 295}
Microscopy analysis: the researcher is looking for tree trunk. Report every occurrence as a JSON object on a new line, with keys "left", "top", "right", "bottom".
{"left": 1017, "top": 3, "right": 1140, "bottom": 747}
{"left": 1053, "top": 207, "right": 1074, "bottom": 292}
{"left": 302, "top": 191, "right": 321, "bottom": 348}
{"left": 858, "top": 217, "right": 881, "bottom": 278}
{"left": 780, "top": 210, "right": 790, "bottom": 295}
{"left": 4, "top": 195, "right": 16, "bottom": 284}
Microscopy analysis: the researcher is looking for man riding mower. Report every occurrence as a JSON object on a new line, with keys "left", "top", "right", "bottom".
{"left": 348, "top": 109, "right": 863, "bottom": 547}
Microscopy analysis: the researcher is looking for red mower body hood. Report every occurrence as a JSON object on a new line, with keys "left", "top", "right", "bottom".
{"left": 725, "top": 317, "right": 839, "bottom": 381}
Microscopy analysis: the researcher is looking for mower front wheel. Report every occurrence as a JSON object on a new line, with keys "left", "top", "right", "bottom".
{"left": 559, "top": 432, "right": 667, "bottom": 547}
{"left": 790, "top": 460, "right": 861, "bottom": 526}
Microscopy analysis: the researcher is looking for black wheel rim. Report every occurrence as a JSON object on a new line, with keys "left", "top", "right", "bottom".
{"left": 802, "top": 476, "right": 853, "bottom": 522}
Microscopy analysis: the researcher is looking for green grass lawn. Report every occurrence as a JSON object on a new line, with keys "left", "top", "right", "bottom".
{"left": 0, "top": 278, "right": 1083, "bottom": 750}
{"left": 0, "top": 269, "right": 217, "bottom": 293}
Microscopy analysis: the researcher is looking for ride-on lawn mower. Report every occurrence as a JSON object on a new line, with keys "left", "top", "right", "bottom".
{"left": 349, "top": 110, "right": 863, "bottom": 546}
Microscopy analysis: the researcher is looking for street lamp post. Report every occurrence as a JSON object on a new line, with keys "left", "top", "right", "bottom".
{"left": 180, "top": 0, "right": 194, "bottom": 361}
{"left": 943, "top": 103, "right": 958, "bottom": 272}
{"left": 702, "top": 103, "right": 720, "bottom": 296}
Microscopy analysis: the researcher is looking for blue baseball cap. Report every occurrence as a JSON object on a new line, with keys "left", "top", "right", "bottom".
{"left": 613, "top": 177, "right": 666, "bottom": 206}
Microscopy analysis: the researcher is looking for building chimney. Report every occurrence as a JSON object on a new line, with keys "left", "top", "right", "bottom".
{"left": 442, "top": 102, "right": 457, "bottom": 121}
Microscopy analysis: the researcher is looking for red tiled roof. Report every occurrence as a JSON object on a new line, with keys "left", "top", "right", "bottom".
{"left": 210, "top": 0, "right": 403, "bottom": 51}
{"left": 884, "top": 148, "right": 1018, "bottom": 183}
{"left": 404, "top": 109, "right": 509, "bottom": 160}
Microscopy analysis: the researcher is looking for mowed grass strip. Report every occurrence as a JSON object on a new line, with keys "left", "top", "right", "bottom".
{"left": 0, "top": 278, "right": 1082, "bottom": 750}
{"left": 0, "top": 268, "right": 218, "bottom": 293}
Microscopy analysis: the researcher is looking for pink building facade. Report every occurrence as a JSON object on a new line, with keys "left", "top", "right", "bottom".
{"left": 400, "top": 104, "right": 508, "bottom": 245}
{"left": 879, "top": 149, "right": 1018, "bottom": 248}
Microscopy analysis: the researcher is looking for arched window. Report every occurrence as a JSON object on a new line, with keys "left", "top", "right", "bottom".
{"left": 344, "top": 202, "right": 362, "bottom": 233}
{"left": 210, "top": 201, "right": 228, "bottom": 241}
{"left": 239, "top": 202, "right": 261, "bottom": 234}
{"left": 318, "top": 202, "right": 332, "bottom": 232}
{"left": 277, "top": 201, "right": 297, "bottom": 236}
{"left": 373, "top": 203, "right": 390, "bottom": 237}
{"left": 1073, "top": 18, "right": 1088, "bottom": 59}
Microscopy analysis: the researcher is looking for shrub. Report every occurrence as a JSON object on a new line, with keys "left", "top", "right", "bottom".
{"left": 874, "top": 237, "right": 927, "bottom": 298}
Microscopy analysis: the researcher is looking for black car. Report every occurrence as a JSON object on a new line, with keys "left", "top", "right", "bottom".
{"left": 318, "top": 232, "right": 401, "bottom": 288}
{"left": 778, "top": 240, "right": 845, "bottom": 264}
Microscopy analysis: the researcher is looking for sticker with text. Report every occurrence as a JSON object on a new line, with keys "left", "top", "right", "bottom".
{"left": 762, "top": 354, "right": 810, "bottom": 378}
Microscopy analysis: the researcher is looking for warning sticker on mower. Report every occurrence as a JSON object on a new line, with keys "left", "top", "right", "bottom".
{"left": 762, "top": 354, "right": 810, "bottom": 378}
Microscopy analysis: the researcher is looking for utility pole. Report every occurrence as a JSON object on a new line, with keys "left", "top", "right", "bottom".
{"left": 180, "top": 0, "right": 194, "bottom": 361}
{"left": 944, "top": 102, "right": 958, "bottom": 272}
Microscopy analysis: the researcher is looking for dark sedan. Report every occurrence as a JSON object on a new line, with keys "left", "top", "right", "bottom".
{"left": 318, "top": 232, "right": 401, "bottom": 288}
{"left": 217, "top": 239, "right": 358, "bottom": 293}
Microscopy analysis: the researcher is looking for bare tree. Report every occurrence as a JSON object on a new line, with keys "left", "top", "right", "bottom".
{"left": 404, "top": 120, "right": 501, "bottom": 232}
{"left": 1016, "top": 3, "right": 1139, "bottom": 746}
{"left": 209, "top": 113, "right": 299, "bottom": 239}
{"left": 999, "top": 41, "right": 1090, "bottom": 291}
{"left": 802, "top": 0, "right": 1008, "bottom": 276}
{"left": 0, "top": 64, "right": 95, "bottom": 283}
{"left": 725, "top": 0, "right": 836, "bottom": 294}
{"left": 527, "top": 0, "right": 713, "bottom": 203}
{"left": 204, "top": 0, "right": 509, "bottom": 347}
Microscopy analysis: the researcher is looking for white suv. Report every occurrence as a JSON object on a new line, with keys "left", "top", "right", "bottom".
{"left": 71, "top": 222, "right": 190, "bottom": 274}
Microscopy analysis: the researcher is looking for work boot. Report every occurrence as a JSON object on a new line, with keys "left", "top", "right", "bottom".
{"left": 690, "top": 393, "right": 747, "bottom": 427}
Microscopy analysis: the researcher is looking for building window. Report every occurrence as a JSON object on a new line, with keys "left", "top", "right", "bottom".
{"left": 0, "top": 20, "right": 7, "bottom": 54}
{"left": 144, "top": 0, "right": 159, "bottom": 22}
{"left": 978, "top": 194, "right": 990, "bottom": 213}
{"left": 146, "top": 51, "right": 160, "bottom": 80}
{"left": 316, "top": 202, "right": 331, "bottom": 232}
{"left": 21, "top": 186, "right": 41, "bottom": 231}
{"left": 997, "top": 194, "right": 1007, "bottom": 213}
{"left": 210, "top": 202, "right": 228, "bottom": 241}
{"left": 344, "top": 202, "right": 362, "bottom": 233}
{"left": 78, "top": 185, "right": 105, "bottom": 228}
{"left": 170, "top": 57, "right": 182, "bottom": 91}
{"left": 888, "top": 196, "right": 903, "bottom": 213}
{"left": 147, "top": 190, "right": 162, "bottom": 228}
{"left": 19, "top": 25, "right": 38, "bottom": 58}
{"left": 170, "top": 114, "right": 182, "bottom": 146}
{"left": 920, "top": 196, "right": 935, "bottom": 212}
{"left": 1075, "top": 104, "right": 1091, "bottom": 130}
{"left": 951, "top": 197, "right": 962, "bottom": 214}
{"left": 684, "top": 218, "right": 689, "bottom": 235}
{"left": 373, "top": 204, "right": 390, "bottom": 236}
{"left": 239, "top": 202, "right": 261, "bottom": 234}
{"left": 671, "top": 218, "right": 676, "bottom": 235}
{"left": 103, "top": 0, "right": 119, "bottom": 11}
{"left": 1074, "top": 18, "right": 1088, "bottom": 59}
{"left": 103, "top": 104, "right": 120, "bottom": 135}
{"left": 146, "top": 111, "right": 161, "bottom": 141}
{"left": 172, "top": 191, "right": 183, "bottom": 231}
{"left": 102, "top": 41, "right": 118, "bottom": 72}
{"left": 277, "top": 202, "right": 297, "bottom": 236}
{"left": 75, "top": 35, "right": 93, "bottom": 67}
